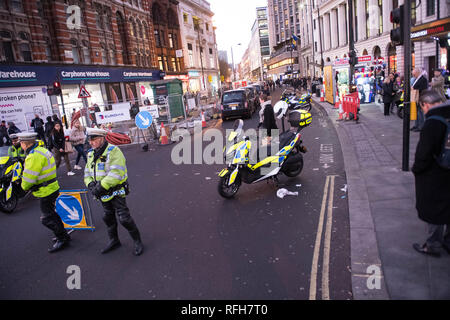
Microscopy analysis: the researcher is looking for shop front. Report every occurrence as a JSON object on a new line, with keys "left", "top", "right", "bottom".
{"left": 0, "top": 64, "right": 163, "bottom": 129}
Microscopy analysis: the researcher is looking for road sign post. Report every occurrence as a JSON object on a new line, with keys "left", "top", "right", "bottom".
{"left": 135, "top": 111, "right": 153, "bottom": 150}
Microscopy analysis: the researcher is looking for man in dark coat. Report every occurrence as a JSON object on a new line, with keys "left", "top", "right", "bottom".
{"left": 382, "top": 77, "right": 395, "bottom": 116}
{"left": 412, "top": 90, "right": 450, "bottom": 257}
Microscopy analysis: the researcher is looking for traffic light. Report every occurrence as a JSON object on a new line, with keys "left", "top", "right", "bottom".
{"left": 47, "top": 81, "right": 61, "bottom": 96}
{"left": 390, "top": 5, "right": 404, "bottom": 45}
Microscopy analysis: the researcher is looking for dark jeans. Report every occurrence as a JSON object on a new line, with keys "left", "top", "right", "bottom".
{"left": 74, "top": 144, "right": 87, "bottom": 165}
{"left": 101, "top": 196, "right": 141, "bottom": 241}
{"left": 39, "top": 190, "right": 68, "bottom": 240}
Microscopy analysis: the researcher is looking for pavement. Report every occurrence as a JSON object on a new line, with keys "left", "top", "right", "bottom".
{"left": 311, "top": 95, "right": 450, "bottom": 299}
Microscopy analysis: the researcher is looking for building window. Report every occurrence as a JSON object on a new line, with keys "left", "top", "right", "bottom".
{"left": 83, "top": 47, "right": 91, "bottom": 64}
{"left": 187, "top": 43, "right": 194, "bottom": 67}
{"left": 158, "top": 56, "right": 163, "bottom": 70}
{"left": 183, "top": 13, "right": 188, "bottom": 23}
{"left": 426, "top": 0, "right": 435, "bottom": 16}
{"left": 71, "top": 39, "right": 80, "bottom": 64}
{"left": 171, "top": 57, "right": 176, "bottom": 71}
{"left": 1, "top": 41, "right": 14, "bottom": 62}
{"left": 160, "top": 30, "right": 165, "bottom": 47}
{"left": 10, "top": 0, "right": 23, "bottom": 12}
{"left": 168, "top": 33, "right": 174, "bottom": 48}
{"left": 154, "top": 29, "right": 161, "bottom": 47}
{"left": 378, "top": 0, "right": 383, "bottom": 35}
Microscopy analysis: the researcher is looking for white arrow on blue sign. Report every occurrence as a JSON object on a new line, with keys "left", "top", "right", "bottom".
{"left": 56, "top": 195, "right": 83, "bottom": 226}
{"left": 135, "top": 111, "right": 153, "bottom": 129}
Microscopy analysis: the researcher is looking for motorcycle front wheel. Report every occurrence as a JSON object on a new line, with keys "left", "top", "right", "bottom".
{"left": 218, "top": 175, "right": 241, "bottom": 199}
{"left": 0, "top": 193, "right": 18, "bottom": 214}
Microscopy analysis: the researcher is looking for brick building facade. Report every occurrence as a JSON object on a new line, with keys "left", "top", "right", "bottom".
{"left": 0, "top": 0, "right": 184, "bottom": 74}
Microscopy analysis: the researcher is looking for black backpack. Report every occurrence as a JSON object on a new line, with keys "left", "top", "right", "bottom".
{"left": 426, "top": 115, "right": 450, "bottom": 170}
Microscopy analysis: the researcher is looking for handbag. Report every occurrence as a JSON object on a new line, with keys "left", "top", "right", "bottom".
{"left": 64, "top": 140, "right": 74, "bottom": 153}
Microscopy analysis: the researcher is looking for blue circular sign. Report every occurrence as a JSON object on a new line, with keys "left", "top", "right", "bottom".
{"left": 56, "top": 195, "right": 83, "bottom": 226}
{"left": 135, "top": 111, "right": 153, "bottom": 129}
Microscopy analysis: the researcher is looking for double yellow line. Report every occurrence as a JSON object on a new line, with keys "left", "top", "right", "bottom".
{"left": 309, "top": 175, "right": 336, "bottom": 300}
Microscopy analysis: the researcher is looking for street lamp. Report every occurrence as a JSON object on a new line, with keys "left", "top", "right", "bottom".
{"left": 230, "top": 43, "right": 241, "bottom": 82}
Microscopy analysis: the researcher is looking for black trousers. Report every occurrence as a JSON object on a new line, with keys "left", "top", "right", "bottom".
{"left": 383, "top": 102, "right": 391, "bottom": 115}
{"left": 39, "top": 190, "right": 68, "bottom": 240}
{"left": 101, "top": 196, "right": 140, "bottom": 241}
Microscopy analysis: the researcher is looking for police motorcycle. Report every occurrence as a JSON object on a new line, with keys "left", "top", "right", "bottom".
{"left": 217, "top": 100, "right": 312, "bottom": 198}
{"left": 281, "top": 89, "right": 312, "bottom": 112}
{"left": 0, "top": 146, "right": 26, "bottom": 213}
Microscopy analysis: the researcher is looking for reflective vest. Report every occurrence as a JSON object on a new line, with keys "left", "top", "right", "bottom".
{"left": 8, "top": 145, "right": 25, "bottom": 159}
{"left": 21, "top": 144, "right": 59, "bottom": 198}
{"left": 84, "top": 144, "right": 128, "bottom": 202}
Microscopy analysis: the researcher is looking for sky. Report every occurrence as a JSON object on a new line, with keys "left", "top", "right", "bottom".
{"left": 208, "top": 0, "right": 268, "bottom": 65}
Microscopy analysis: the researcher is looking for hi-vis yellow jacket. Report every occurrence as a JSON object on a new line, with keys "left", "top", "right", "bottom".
{"left": 21, "top": 144, "right": 59, "bottom": 198}
{"left": 84, "top": 144, "right": 128, "bottom": 202}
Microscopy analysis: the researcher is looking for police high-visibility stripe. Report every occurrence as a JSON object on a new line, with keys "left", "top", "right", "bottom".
{"left": 21, "top": 145, "right": 59, "bottom": 198}
{"left": 7, "top": 145, "right": 25, "bottom": 159}
{"left": 84, "top": 144, "right": 128, "bottom": 202}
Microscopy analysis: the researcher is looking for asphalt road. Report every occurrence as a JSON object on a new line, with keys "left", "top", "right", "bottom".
{"left": 0, "top": 89, "right": 352, "bottom": 300}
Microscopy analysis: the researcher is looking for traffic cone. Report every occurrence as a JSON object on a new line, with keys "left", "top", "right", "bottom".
{"left": 160, "top": 122, "right": 169, "bottom": 145}
{"left": 334, "top": 93, "right": 341, "bottom": 109}
{"left": 337, "top": 97, "right": 345, "bottom": 121}
{"left": 201, "top": 111, "right": 207, "bottom": 128}
{"left": 320, "top": 86, "right": 325, "bottom": 102}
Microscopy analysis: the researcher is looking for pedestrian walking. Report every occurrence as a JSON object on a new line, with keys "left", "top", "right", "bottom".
{"left": 49, "top": 122, "right": 75, "bottom": 176}
{"left": 411, "top": 68, "right": 429, "bottom": 132}
{"left": 431, "top": 69, "right": 446, "bottom": 102}
{"left": 69, "top": 119, "right": 87, "bottom": 170}
{"left": 17, "top": 132, "right": 71, "bottom": 253}
{"left": 84, "top": 128, "right": 144, "bottom": 256}
{"left": 30, "top": 114, "right": 46, "bottom": 144}
{"left": 412, "top": 90, "right": 450, "bottom": 257}
{"left": 258, "top": 95, "right": 277, "bottom": 144}
{"left": 382, "top": 77, "right": 395, "bottom": 116}
{"left": 44, "top": 116, "right": 54, "bottom": 149}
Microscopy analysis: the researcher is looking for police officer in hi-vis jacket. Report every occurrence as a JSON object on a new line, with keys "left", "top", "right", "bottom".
{"left": 84, "top": 128, "right": 143, "bottom": 256}
{"left": 17, "top": 132, "right": 71, "bottom": 253}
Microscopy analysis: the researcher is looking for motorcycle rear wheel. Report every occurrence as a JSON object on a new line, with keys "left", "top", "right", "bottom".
{"left": 218, "top": 175, "right": 241, "bottom": 199}
{"left": 0, "top": 193, "right": 18, "bottom": 214}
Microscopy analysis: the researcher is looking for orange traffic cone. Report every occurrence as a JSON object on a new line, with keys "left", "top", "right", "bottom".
{"left": 160, "top": 122, "right": 169, "bottom": 145}
{"left": 337, "top": 97, "right": 345, "bottom": 121}
{"left": 201, "top": 111, "right": 207, "bottom": 128}
{"left": 320, "top": 87, "right": 325, "bottom": 102}
{"left": 334, "top": 93, "right": 341, "bottom": 109}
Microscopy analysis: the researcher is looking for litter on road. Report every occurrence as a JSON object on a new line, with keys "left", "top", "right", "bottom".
{"left": 276, "top": 188, "right": 299, "bottom": 199}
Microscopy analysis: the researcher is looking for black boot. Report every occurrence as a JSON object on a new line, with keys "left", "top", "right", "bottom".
{"left": 101, "top": 227, "right": 121, "bottom": 254}
{"left": 130, "top": 229, "right": 144, "bottom": 256}
{"left": 48, "top": 235, "right": 70, "bottom": 253}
